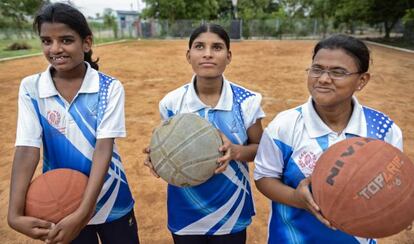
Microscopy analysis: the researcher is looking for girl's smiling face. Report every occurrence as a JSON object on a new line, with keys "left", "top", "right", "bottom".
{"left": 40, "top": 22, "right": 92, "bottom": 75}
{"left": 308, "top": 48, "right": 369, "bottom": 109}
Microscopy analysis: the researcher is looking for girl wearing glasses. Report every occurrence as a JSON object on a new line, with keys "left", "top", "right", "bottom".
{"left": 253, "top": 34, "right": 402, "bottom": 243}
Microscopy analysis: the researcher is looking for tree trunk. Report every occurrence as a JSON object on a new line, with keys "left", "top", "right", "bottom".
{"left": 384, "top": 19, "right": 398, "bottom": 39}
{"left": 384, "top": 21, "right": 391, "bottom": 39}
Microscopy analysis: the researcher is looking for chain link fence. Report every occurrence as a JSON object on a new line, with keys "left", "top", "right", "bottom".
{"left": 0, "top": 18, "right": 410, "bottom": 41}
{"left": 93, "top": 18, "right": 407, "bottom": 40}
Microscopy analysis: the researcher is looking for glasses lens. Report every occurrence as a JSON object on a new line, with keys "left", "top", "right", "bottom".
{"left": 309, "top": 68, "right": 322, "bottom": 77}
{"left": 329, "top": 70, "right": 347, "bottom": 79}
{"left": 307, "top": 68, "right": 351, "bottom": 79}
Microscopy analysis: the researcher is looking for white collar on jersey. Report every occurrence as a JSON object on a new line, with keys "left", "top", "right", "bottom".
{"left": 38, "top": 62, "right": 99, "bottom": 98}
{"left": 303, "top": 96, "right": 365, "bottom": 138}
{"left": 186, "top": 75, "right": 233, "bottom": 112}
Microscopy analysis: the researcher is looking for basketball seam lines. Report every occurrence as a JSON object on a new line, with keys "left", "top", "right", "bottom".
{"left": 157, "top": 127, "right": 218, "bottom": 184}
{"left": 153, "top": 115, "right": 221, "bottom": 185}
{"left": 325, "top": 143, "right": 396, "bottom": 227}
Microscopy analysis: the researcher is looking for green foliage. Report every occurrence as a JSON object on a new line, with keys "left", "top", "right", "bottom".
{"left": 88, "top": 21, "right": 105, "bottom": 29}
{"left": 142, "top": 0, "right": 184, "bottom": 20}
{"left": 356, "top": 0, "right": 413, "bottom": 38}
{"left": 402, "top": 8, "right": 414, "bottom": 41}
{"left": 1, "top": 0, "right": 412, "bottom": 42}
{"left": 103, "top": 9, "right": 118, "bottom": 38}
{"left": 0, "top": 0, "right": 48, "bottom": 29}
{"left": 333, "top": 0, "right": 367, "bottom": 33}
{"left": 138, "top": 0, "right": 409, "bottom": 39}
{"left": 238, "top": 0, "right": 278, "bottom": 20}
{"left": 186, "top": 0, "right": 219, "bottom": 19}
{"left": 403, "top": 8, "right": 414, "bottom": 24}
{"left": 216, "top": 0, "right": 233, "bottom": 19}
{"left": 278, "top": 0, "right": 311, "bottom": 18}
{"left": 142, "top": 0, "right": 282, "bottom": 21}
{"left": 307, "top": 0, "right": 412, "bottom": 38}
{"left": 365, "top": 0, "right": 409, "bottom": 25}
{"left": 142, "top": 0, "right": 219, "bottom": 20}
{"left": 308, "top": 0, "right": 340, "bottom": 36}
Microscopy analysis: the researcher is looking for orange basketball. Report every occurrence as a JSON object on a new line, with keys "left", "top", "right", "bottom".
{"left": 311, "top": 137, "right": 414, "bottom": 238}
{"left": 25, "top": 168, "right": 88, "bottom": 224}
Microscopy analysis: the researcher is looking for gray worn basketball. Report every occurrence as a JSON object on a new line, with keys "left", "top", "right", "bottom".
{"left": 149, "top": 113, "right": 223, "bottom": 187}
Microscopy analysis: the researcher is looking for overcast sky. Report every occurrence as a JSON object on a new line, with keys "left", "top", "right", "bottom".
{"left": 52, "top": 0, "right": 144, "bottom": 18}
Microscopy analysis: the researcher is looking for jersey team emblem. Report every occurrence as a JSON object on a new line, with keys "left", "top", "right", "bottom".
{"left": 47, "top": 110, "right": 65, "bottom": 133}
{"left": 298, "top": 151, "right": 317, "bottom": 173}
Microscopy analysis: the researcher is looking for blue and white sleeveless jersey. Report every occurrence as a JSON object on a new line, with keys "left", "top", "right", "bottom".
{"left": 159, "top": 76, "right": 265, "bottom": 235}
{"left": 15, "top": 63, "right": 134, "bottom": 224}
{"left": 254, "top": 97, "right": 403, "bottom": 244}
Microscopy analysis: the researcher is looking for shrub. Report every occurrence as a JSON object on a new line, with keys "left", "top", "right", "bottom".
{"left": 5, "top": 42, "right": 32, "bottom": 51}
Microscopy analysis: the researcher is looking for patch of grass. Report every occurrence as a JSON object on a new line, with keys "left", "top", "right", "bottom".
{"left": 0, "top": 39, "right": 41, "bottom": 59}
{"left": 365, "top": 37, "right": 414, "bottom": 51}
{"left": 0, "top": 37, "right": 125, "bottom": 60}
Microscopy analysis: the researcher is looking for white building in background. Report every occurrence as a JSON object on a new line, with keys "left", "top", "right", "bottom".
{"left": 115, "top": 10, "right": 141, "bottom": 38}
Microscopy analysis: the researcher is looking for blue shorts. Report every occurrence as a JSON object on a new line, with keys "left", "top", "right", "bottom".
{"left": 71, "top": 209, "right": 139, "bottom": 244}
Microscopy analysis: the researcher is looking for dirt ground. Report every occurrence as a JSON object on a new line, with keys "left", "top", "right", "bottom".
{"left": 0, "top": 40, "right": 413, "bottom": 244}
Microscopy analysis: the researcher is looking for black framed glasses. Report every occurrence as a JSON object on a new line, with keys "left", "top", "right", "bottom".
{"left": 306, "top": 67, "right": 360, "bottom": 80}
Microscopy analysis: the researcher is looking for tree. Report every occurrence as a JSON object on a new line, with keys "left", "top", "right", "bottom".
{"left": 0, "top": 0, "right": 47, "bottom": 30}
{"left": 236, "top": 0, "right": 281, "bottom": 20}
{"left": 364, "top": 0, "right": 413, "bottom": 39}
{"left": 333, "top": 0, "right": 369, "bottom": 34}
{"left": 307, "top": 0, "right": 413, "bottom": 39}
{"left": 142, "top": 0, "right": 219, "bottom": 20}
{"left": 185, "top": 0, "right": 219, "bottom": 20}
{"left": 141, "top": 0, "right": 284, "bottom": 21}
{"left": 308, "top": 0, "right": 340, "bottom": 37}
{"left": 103, "top": 9, "right": 118, "bottom": 38}
{"left": 216, "top": 0, "right": 234, "bottom": 19}
{"left": 142, "top": 0, "right": 185, "bottom": 20}
{"left": 403, "top": 8, "right": 414, "bottom": 24}
{"left": 402, "top": 8, "right": 414, "bottom": 41}
{"left": 277, "top": 0, "right": 311, "bottom": 18}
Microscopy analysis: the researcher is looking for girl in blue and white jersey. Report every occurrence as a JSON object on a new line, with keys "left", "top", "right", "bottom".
{"left": 254, "top": 34, "right": 402, "bottom": 244}
{"left": 8, "top": 3, "right": 138, "bottom": 244}
{"left": 145, "top": 24, "right": 265, "bottom": 244}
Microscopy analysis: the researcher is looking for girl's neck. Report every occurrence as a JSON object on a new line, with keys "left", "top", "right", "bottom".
{"left": 194, "top": 75, "right": 223, "bottom": 108}
{"left": 194, "top": 75, "right": 223, "bottom": 95}
{"left": 313, "top": 100, "right": 353, "bottom": 134}
{"left": 51, "top": 62, "right": 87, "bottom": 104}
{"left": 51, "top": 62, "right": 87, "bottom": 81}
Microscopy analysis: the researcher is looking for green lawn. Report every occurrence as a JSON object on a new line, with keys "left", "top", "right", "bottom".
{"left": 365, "top": 37, "right": 414, "bottom": 51}
{"left": 0, "top": 39, "right": 42, "bottom": 59}
{"left": 0, "top": 37, "right": 121, "bottom": 60}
